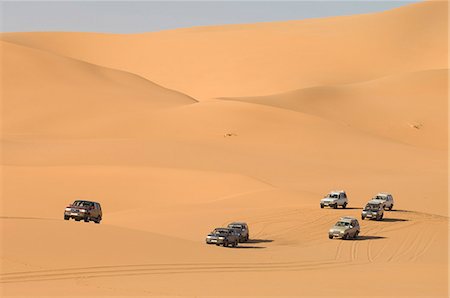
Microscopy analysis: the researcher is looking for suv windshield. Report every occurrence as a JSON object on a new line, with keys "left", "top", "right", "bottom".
{"left": 335, "top": 221, "right": 349, "bottom": 227}
{"left": 228, "top": 225, "right": 243, "bottom": 229}
{"left": 73, "top": 201, "right": 93, "bottom": 207}
{"left": 365, "top": 204, "right": 380, "bottom": 211}
{"left": 328, "top": 194, "right": 339, "bottom": 198}
{"left": 213, "top": 229, "right": 229, "bottom": 235}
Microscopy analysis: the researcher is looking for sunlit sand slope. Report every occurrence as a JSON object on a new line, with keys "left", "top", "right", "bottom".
{"left": 223, "top": 69, "right": 448, "bottom": 150}
{"left": 1, "top": 1, "right": 446, "bottom": 100}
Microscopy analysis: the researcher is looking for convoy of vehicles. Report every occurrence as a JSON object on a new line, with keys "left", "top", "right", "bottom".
{"left": 63, "top": 191, "right": 396, "bottom": 245}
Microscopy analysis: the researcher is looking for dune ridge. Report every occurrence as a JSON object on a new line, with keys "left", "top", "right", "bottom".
{"left": 222, "top": 68, "right": 448, "bottom": 150}
{"left": 1, "top": 40, "right": 196, "bottom": 138}
{"left": 0, "top": 0, "right": 447, "bottom": 100}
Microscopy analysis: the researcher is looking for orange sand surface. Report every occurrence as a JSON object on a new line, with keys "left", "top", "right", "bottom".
{"left": 1, "top": 1, "right": 448, "bottom": 296}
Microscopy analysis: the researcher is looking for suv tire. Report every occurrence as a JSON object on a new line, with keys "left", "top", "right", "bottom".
{"left": 320, "top": 204, "right": 324, "bottom": 209}
{"left": 328, "top": 235, "right": 333, "bottom": 239}
{"left": 389, "top": 205, "right": 393, "bottom": 211}
{"left": 354, "top": 231, "right": 359, "bottom": 239}
{"left": 64, "top": 215, "right": 69, "bottom": 220}
{"left": 223, "top": 240, "right": 229, "bottom": 247}
{"left": 84, "top": 217, "right": 89, "bottom": 223}
{"left": 342, "top": 202, "right": 347, "bottom": 209}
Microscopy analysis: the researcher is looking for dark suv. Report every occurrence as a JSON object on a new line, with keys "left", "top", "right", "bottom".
{"left": 64, "top": 200, "right": 102, "bottom": 224}
{"left": 227, "top": 222, "right": 249, "bottom": 242}
{"left": 205, "top": 228, "right": 239, "bottom": 247}
{"left": 361, "top": 200, "right": 385, "bottom": 221}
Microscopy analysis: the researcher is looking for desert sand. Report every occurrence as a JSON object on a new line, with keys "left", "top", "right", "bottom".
{"left": 0, "top": 0, "right": 448, "bottom": 297}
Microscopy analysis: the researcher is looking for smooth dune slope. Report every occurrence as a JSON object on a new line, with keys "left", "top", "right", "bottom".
{"left": 223, "top": 69, "right": 448, "bottom": 150}
{"left": 1, "top": 40, "right": 196, "bottom": 138}
{"left": 1, "top": 0, "right": 447, "bottom": 100}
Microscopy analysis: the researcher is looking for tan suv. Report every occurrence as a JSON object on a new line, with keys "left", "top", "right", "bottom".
{"left": 64, "top": 200, "right": 102, "bottom": 224}
{"left": 328, "top": 217, "right": 360, "bottom": 240}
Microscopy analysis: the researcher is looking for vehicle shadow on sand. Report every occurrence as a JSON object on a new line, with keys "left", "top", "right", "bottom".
{"left": 352, "top": 235, "right": 386, "bottom": 241}
{"left": 234, "top": 239, "right": 273, "bottom": 249}
{"left": 246, "top": 239, "right": 273, "bottom": 244}
{"left": 379, "top": 218, "right": 409, "bottom": 222}
{"left": 234, "top": 245, "right": 266, "bottom": 249}
{"left": 330, "top": 207, "right": 362, "bottom": 210}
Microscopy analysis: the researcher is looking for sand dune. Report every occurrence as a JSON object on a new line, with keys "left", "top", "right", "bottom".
{"left": 3, "top": 99, "right": 447, "bottom": 215}
{"left": 0, "top": 0, "right": 448, "bottom": 297}
{"left": 1, "top": 40, "right": 196, "bottom": 138}
{"left": 1, "top": 0, "right": 447, "bottom": 100}
{"left": 223, "top": 69, "right": 448, "bottom": 150}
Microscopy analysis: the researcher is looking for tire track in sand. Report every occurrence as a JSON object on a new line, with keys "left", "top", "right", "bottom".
{"left": 0, "top": 259, "right": 349, "bottom": 283}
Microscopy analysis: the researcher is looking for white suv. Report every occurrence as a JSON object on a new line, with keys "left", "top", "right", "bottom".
{"left": 320, "top": 191, "right": 348, "bottom": 209}
{"left": 372, "top": 193, "right": 394, "bottom": 210}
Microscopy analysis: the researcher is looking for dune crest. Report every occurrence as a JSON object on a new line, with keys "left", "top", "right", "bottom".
{"left": 222, "top": 69, "right": 448, "bottom": 150}
{"left": 1, "top": 40, "right": 196, "bottom": 138}
{"left": 1, "top": 0, "right": 447, "bottom": 100}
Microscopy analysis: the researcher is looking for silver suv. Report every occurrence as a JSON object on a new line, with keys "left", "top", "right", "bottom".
{"left": 206, "top": 228, "right": 239, "bottom": 247}
{"left": 328, "top": 217, "right": 360, "bottom": 240}
{"left": 227, "top": 222, "right": 249, "bottom": 242}
{"left": 361, "top": 200, "right": 385, "bottom": 220}
{"left": 64, "top": 200, "right": 102, "bottom": 224}
{"left": 372, "top": 193, "right": 394, "bottom": 210}
{"left": 321, "top": 191, "right": 348, "bottom": 209}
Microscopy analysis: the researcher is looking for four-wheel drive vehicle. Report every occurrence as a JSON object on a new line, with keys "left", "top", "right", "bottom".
{"left": 227, "top": 222, "right": 249, "bottom": 242}
{"left": 329, "top": 217, "right": 360, "bottom": 239}
{"left": 206, "top": 228, "right": 239, "bottom": 247}
{"left": 372, "top": 193, "right": 394, "bottom": 210}
{"left": 321, "top": 191, "right": 348, "bottom": 209}
{"left": 361, "top": 200, "right": 385, "bottom": 221}
{"left": 64, "top": 200, "right": 102, "bottom": 224}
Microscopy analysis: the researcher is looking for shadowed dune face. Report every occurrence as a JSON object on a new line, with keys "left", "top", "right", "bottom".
{"left": 0, "top": 0, "right": 448, "bottom": 297}
{"left": 1, "top": 41, "right": 196, "bottom": 137}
